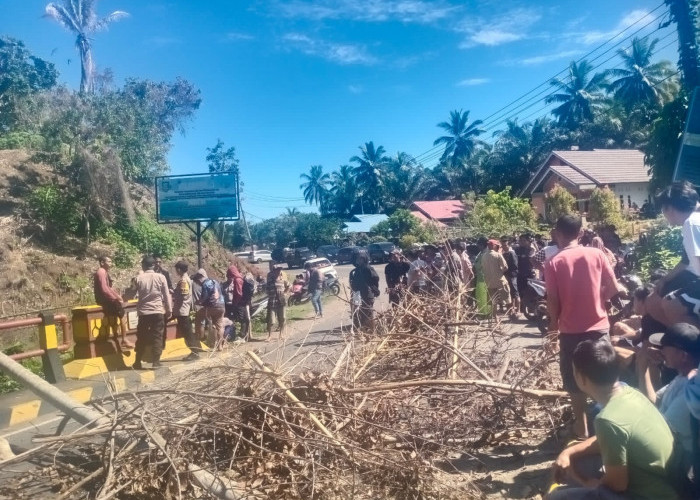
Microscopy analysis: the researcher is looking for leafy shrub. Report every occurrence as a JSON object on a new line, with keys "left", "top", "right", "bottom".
{"left": 462, "top": 188, "right": 538, "bottom": 237}
{"left": 635, "top": 222, "right": 683, "bottom": 281}
{"left": 102, "top": 215, "right": 183, "bottom": 266}
{"left": 545, "top": 184, "right": 576, "bottom": 224}
{"left": 26, "top": 184, "right": 82, "bottom": 235}
{"left": 0, "top": 130, "right": 45, "bottom": 149}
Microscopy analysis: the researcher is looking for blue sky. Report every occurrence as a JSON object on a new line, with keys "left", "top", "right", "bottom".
{"left": 1, "top": 0, "right": 678, "bottom": 221}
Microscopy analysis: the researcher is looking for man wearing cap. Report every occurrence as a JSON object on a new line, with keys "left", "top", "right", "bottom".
{"left": 482, "top": 239, "right": 510, "bottom": 314}
{"left": 193, "top": 269, "right": 226, "bottom": 349}
{"left": 638, "top": 323, "right": 700, "bottom": 469}
{"left": 133, "top": 256, "right": 172, "bottom": 369}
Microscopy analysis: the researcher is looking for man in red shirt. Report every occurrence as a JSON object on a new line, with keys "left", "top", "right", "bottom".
{"left": 93, "top": 256, "right": 134, "bottom": 349}
{"left": 545, "top": 215, "right": 619, "bottom": 439}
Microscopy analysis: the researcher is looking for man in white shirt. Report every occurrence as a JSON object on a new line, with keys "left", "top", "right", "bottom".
{"left": 647, "top": 182, "right": 700, "bottom": 330}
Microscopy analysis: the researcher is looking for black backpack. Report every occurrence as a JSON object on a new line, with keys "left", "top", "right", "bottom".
{"left": 242, "top": 275, "right": 256, "bottom": 303}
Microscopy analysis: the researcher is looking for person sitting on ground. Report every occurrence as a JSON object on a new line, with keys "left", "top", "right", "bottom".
{"left": 266, "top": 263, "right": 289, "bottom": 341}
{"left": 93, "top": 256, "right": 134, "bottom": 349}
{"left": 548, "top": 339, "right": 678, "bottom": 500}
{"left": 637, "top": 323, "right": 700, "bottom": 471}
{"left": 646, "top": 181, "right": 700, "bottom": 330}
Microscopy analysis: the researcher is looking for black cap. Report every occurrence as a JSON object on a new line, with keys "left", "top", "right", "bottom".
{"left": 649, "top": 323, "right": 700, "bottom": 357}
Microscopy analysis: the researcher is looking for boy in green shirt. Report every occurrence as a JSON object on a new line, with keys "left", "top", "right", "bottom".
{"left": 548, "top": 339, "right": 678, "bottom": 500}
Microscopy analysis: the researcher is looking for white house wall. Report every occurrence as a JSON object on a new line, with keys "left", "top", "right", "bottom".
{"left": 608, "top": 182, "right": 650, "bottom": 210}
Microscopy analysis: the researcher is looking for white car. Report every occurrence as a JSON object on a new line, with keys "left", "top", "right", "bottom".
{"left": 303, "top": 257, "right": 338, "bottom": 279}
{"left": 248, "top": 250, "right": 273, "bottom": 264}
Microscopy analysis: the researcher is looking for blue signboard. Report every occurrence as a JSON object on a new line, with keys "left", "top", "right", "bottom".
{"left": 673, "top": 87, "right": 700, "bottom": 186}
{"left": 155, "top": 172, "right": 239, "bottom": 223}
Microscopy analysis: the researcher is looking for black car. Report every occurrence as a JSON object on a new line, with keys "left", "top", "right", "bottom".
{"left": 368, "top": 242, "right": 396, "bottom": 263}
{"left": 337, "top": 246, "right": 362, "bottom": 265}
{"left": 316, "top": 245, "right": 340, "bottom": 262}
{"left": 286, "top": 247, "right": 315, "bottom": 268}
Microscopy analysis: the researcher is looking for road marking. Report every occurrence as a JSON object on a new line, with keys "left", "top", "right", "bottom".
{"left": 0, "top": 415, "right": 64, "bottom": 439}
{"left": 8, "top": 401, "right": 41, "bottom": 427}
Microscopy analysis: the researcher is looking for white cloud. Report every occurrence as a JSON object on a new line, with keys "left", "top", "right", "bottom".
{"left": 282, "top": 33, "right": 378, "bottom": 65}
{"left": 276, "top": 0, "right": 457, "bottom": 24}
{"left": 223, "top": 32, "right": 255, "bottom": 42}
{"left": 518, "top": 50, "right": 582, "bottom": 66}
{"left": 458, "top": 8, "right": 541, "bottom": 48}
{"left": 577, "top": 9, "right": 651, "bottom": 45}
{"left": 457, "top": 78, "right": 490, "bottom": 87}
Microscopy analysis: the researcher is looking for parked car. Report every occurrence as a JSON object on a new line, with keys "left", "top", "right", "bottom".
{"left": 368, "top": 242, "right": 396, "bottom": 263}
{"left": 303, "top": 257, "right": 338, "bottom": 280}
{"left": 337, "top": 246, "right": 362, "bottom": 265}
{"left": 286, "top": 247, "right": 315, "bottom": 268}
{"left": 234, "top": 251, "right": 250, "bottom": 259}
{"left": 316, "top": 245, "right": 340, "bottom": 262}
{"left": 248, "top": 250, "right": 273, "bottom": 264}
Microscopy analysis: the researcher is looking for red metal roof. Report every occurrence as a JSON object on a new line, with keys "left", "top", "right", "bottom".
{"left": 411, "top": 200, "right": 465, "bottom": 221}
{"left": 411, "top": 210, "right": 446, "bottom": 227}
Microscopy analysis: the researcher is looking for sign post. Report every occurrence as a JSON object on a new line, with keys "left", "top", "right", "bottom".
{"left": 155, "top": 172, "right": 240, "bottom": 269}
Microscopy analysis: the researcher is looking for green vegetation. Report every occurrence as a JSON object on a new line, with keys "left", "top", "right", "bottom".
{"left": 462, "top": 188, "right": 539, "bottom": 237}
{"left": 544, "top": 185, "right": 577, "bottom": 224}
{"left": 635, "top": 222, "right": 684, "bottom": 281}
{"left": 370, "top": 209, "right": 437, "bottom": 247}
{"left": 588, "top": 186, "right": 628, "bottom": 234}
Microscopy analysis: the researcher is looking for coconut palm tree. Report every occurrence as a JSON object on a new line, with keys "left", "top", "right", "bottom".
{"left": 45, "top": 0, "right": 128, "bottom": 93}
{"left": 299, "top": 164, "right": 330, "bottom": 206}
{"left": 433, "top": 109, "right": 484, "bottom": 164}
{"left": 545, "top": 60, "right": 607, "bottom": 129}
{"left": 350, "top": 141, "right": 388, "bottom": 213}
{"left": 383, "top": 152, "right": 430, "bottom": 211}
{"left": 329, "top": 165, "right": 358, "bottom": 216}
{"left": 607, "top": 37, "right": 676, "bottom": 109}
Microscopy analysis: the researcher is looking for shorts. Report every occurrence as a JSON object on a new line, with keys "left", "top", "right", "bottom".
{"left": 664, "top": 270, "right": 700, "bottom": 318}
{"left": 507, "top": 276, "right": 519, "bottom": 300}
{"left": 559, "top": 331, "right": 607, "bottom": 393}
{"left": 101, "top": 301, "right": 124, "bottom": 318}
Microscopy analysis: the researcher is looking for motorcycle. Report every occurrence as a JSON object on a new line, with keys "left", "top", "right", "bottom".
{"left": 288, "top": 273, "right": 340, "bottom": 306}
{"left": 323, "top": 273, "right": 341, "bottom": 296}
{"left": 522, "top": 278, "right": 549, "bottom": 334}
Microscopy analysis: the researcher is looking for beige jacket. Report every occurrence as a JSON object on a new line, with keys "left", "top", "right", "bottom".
{"left": 136, "top": 270, "right": 172, "bottom": 316}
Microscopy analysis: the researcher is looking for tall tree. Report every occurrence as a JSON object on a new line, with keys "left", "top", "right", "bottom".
{"left": 545, "top": 60, "right": 607, "bottom": 129}
{"left": 45, "top": 0, "right": 128, "bottom": 93}
{"left": 433, "top": 109, "right": 484, "bottom": 163}
{"left": 664, "top": 0, "right": 700, "bottom": 90}
{"left": 383, "top": 152, "right": 430, "bottom": 211}
{"left": 350, "top": 141, "right": 388, "bottom": 213}
{"left": 329, "top": 165, "right": 357, "bottom": 217}
{"left": 206, "top": 139, "right": 239, "bottom": 174}
{"left": 607, "top": 37, "right": 675, "bottom": 108}
{"left": 299, "top": 164, "right": 330, "bottom": 206}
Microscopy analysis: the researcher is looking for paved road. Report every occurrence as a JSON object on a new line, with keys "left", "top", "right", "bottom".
{"left": 0, "top": 260, "right": 542, "bottom": 462}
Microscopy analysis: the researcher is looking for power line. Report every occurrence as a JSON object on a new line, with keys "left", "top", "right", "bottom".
{"left": 410, "top": 3, "right": 669, "bottom": 165}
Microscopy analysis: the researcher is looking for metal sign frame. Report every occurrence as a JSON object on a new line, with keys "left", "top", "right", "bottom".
{"left": 155, "top": 171, "right": 240, "bottom": 224}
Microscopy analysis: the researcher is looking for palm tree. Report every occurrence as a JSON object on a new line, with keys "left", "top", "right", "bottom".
{"left": 329, "top": 165, "right": 357, "bottom": 216}
{"left": 45, "top": 0, "right": 128, "bottom": 93}
{"left": 350, "top": 141, "right": 388, "bottom": 213}
{"left": 286, "top": 207, "right": 300, "bottom": 216}
{"left": 433, "top": 109, "right": 484, "bottom": 164}
{"left": 545, "top": 60, "right": 607, "bottom": 129}
{"left": 664, "top": 0, "right": 700, "bottom": 90}
{"left": 299, "top": 164, "right": 330, "bottom": 206}
{"left": 383, "top": 152, "right": 429, "bottom": 211}
{"left": 607, "top": 37, "right": 675, "bottom": 108}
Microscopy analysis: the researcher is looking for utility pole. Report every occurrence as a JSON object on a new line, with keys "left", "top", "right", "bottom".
{"left": 665, "top": 0, "right": 700, "bottom": 90}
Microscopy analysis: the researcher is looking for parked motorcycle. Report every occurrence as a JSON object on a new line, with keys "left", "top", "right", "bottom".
{"left": 288, "top": 273, "right": 340, "bottom": 305}
{"left": 522, "top": 278, "right": 548, "bottom": 334}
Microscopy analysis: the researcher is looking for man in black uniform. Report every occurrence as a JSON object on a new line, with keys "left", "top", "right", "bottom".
{"left": 385, "top": 250, "right": 410, "bottom": 308}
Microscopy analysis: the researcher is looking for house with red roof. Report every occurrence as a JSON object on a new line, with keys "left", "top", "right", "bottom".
{"left": 410, "top": 200, "right": 466, "bottom": 227}
{"left": 519, "top": 149, "right": 651, "bottom": 217}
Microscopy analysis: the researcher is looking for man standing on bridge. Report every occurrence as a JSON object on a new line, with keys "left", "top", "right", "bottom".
{"left": 134, "top": 256, "right": 172, "bottom": 369}
{"left": 94, "top": 256, "right": 134, "bottom": 349}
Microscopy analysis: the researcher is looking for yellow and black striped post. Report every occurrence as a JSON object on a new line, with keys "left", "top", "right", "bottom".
{"left": 38, "top": 312, "right": 66, "bottom": 383}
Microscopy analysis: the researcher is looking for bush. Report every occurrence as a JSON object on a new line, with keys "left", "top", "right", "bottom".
{"left": 26, "top": 184, "right": 82, "bottom": 235}
{"left": 101, "top": 215, "right": 181, "bottom": 268}
{"left": 545, "top": 184, "right": 576, "bottom": 224}
{"left": 589, "top": 186, "right": 625, "bottom": 228}
{"left": 635, "top": 222, "right": 683, "bottom": 281}
{"left": 0, "top": 130, "right": 45, "bottom": 149}
{"left": 462, "top": 187, "right": 538, "bottom": 237}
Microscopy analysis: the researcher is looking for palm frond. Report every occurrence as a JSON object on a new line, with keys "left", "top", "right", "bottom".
{"left": 94, "top": 10, "right": 129, "bottom": 31}
{"left": 45, "top": 3, "right": 81, "bottom": 33}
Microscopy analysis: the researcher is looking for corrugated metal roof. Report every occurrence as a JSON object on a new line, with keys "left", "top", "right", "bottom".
{"left": 552, "top": 149, "right": 649, "bottom": 184}
{"left": 411, "top": 200, "right": 465, "bottom": 221}
{"left": 410, "top": 210, "right": 446, "bottom": 227}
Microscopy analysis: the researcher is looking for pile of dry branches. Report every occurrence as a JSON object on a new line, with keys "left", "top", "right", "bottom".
{"left": 1, "top": 284, "right": 569, "bottom": 499}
